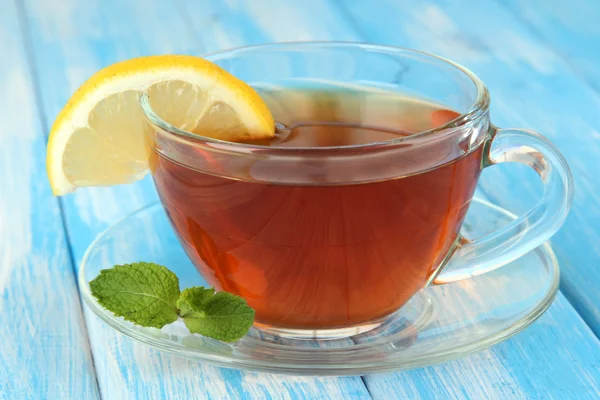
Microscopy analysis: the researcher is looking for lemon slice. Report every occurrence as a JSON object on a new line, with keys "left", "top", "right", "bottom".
{"left": 47, "top": 55, "right": 275, "bottom": 195}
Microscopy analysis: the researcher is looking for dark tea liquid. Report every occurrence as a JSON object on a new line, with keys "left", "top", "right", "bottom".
{"left": 151, "top": 88, "right": 484, "bottom": 329}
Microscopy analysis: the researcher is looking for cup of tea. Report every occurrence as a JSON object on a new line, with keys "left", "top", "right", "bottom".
{"left": 141, "top": 42, "right": 573, "bottom": 339}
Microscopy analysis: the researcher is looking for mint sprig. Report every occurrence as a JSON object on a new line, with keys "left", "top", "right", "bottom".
{"left": 89, "top": 262, "right": 255, "bottom": 342}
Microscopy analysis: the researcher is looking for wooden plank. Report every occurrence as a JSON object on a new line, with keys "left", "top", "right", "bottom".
{"left": 334, "top": 0, "right": 600, "bottom": 397}
{"left": 364, "top": 294, "right": 600, "bottom": 400}
{"left": 501, "top": 0, "right": 600, "bottom": 92}
{"left": 22, "top": 0, "right": 370, "bottom": 398}
{"left": 0, "top": 1, "right": 99, "bottom": 399}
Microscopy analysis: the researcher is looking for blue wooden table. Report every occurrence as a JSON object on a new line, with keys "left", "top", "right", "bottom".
{"left": 2, "top": 0, "right": 600, "bottom": 398}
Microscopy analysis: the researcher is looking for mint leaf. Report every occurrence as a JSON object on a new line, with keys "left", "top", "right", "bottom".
{"left": 177, "top": 287, "right": 215, "bottom": 315}
{"left": 179, "top": 290, "right": 255, "bottom": 342}
{"left": 90, "top": 262, "right": 180, "bottom": 328}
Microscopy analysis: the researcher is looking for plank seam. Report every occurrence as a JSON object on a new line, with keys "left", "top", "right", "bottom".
{"left": 13, "top": 0, "right": 102, "bottom": 397}
{"left": 330, "top": 0, "right": 372, "bottom": 43}
{"left": 360, "top": 376, "right": 373, "bottom": 398}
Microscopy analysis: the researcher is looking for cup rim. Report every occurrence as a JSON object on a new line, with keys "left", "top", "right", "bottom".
{"left": 140, "top": 41, "right": 490, "bottom": 151}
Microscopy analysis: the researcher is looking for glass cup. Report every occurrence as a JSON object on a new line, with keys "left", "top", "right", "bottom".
{"left": 141, "top": 42, "right": 573, "bottom": 339}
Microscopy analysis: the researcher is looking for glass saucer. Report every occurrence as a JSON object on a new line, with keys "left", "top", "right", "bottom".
{"left": 79, "top": 198, "right": 559, "bottom": 376}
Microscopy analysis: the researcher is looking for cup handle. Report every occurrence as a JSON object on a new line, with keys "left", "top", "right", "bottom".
{"left": 433, "top": 127, "right": 574, "bottom": 284}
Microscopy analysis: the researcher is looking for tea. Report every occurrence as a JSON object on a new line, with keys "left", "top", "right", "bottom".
{"left": 150, "top": 88, "right": 484, "bottom": 330}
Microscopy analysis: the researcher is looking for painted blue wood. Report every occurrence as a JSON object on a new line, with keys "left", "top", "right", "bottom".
{"left": 179, "top": 0, "right": 359, "bottom": 47}
{"left": 365, "top": 293, "right": 600, "bottom": 400}
{"left": 20, "top": 0, "right": 370, "bottom": 398}
{"left": 338, "top": 0, "right": 600, "bottom": 339}
{"left": 11, "top": 0, "right": 600, "bottom": 397}
{"left": 0, "top": 1, "right": 99, "bottom": 399}
{"left": 501, "top": 0, "right": 600, "bottom": 92}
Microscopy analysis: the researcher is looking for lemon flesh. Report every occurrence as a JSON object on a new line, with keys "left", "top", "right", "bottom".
{"left": 47, "top": 55, "right": 275, "bottom": 195}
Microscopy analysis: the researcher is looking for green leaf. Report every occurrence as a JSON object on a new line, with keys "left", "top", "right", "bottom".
{"left": 177, "top": 287, "right": 215, "bottom": 316}
{"left": 179, "top": 290, "right": 255, "bottom": 342}
{"left": 89, "top": 262, "right": 180, "bottom": 328}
